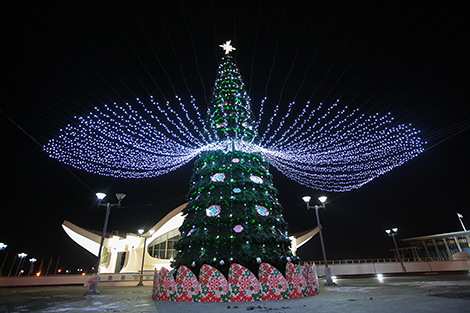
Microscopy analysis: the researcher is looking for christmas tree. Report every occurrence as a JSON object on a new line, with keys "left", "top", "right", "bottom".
{"left": 172, "top": 42, "right": 298, "bottom": 278}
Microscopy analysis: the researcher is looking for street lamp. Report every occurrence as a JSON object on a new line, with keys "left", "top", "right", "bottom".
{"left": 385, "top": 228, "right": 406, "bottom": 272}
{"left": 302, "top": 196, "right": 336, "bottom": 286}
{"left": 137, "top": 228, "right": 154, "bottom": 286}
{"left": 84, "top": 192, "right": 126, "bottom": 296}
{"left": 0, "top": 242, "right": 7, "bottom": 276}
{"left": 16, "top": 253, "right": 28, "bottom": 276}
{"left": 28, "top": 258, "right": 37, "bottom": 276}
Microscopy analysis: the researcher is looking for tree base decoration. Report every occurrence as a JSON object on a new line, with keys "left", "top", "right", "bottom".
{"left": 152, "top": 262, "right": 318, "bottom": 302}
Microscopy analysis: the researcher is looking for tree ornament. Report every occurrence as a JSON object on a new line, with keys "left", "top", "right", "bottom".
{"left": 256, "top": 257, "right": 262, "bottom": 263}
{"left": 233, "top": 225, "right": 244, "bottom": 233}
{"left": 211, "top": 172, "right": 226, "bottom": 182}
{"left": 206, "top": 205, "right": 221, "bottom": 217}
{"left": 255, "top": 205, "right": 269, "bottom": 216}
{"left": 250, "top": 174, "right": 263, "bottom": 184}
{"left": 219, "top": 260, "right": 225, "bottom": 266}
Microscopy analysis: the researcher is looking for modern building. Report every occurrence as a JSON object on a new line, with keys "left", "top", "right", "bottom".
{"left": 401, "top": 230, "right": 470, "bottom": 260}
{"left": 62, "top": 203, "right": 319, "bottom": 274}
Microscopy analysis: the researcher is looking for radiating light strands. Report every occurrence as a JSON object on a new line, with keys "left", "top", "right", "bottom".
{"left": 44, "top": 55, "right": 425, "bottom": 192}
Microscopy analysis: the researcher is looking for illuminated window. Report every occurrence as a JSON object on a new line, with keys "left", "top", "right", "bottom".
{"left": 147, "top": 229, "right": 181, "bottom": 259}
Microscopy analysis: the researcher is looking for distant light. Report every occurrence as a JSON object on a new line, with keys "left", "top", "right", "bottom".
{"left": 138, "top": 229, "right": 144, "bottom": 235}
{"left": 18, "top": 253, "right": 27, "bottom": 258}
{"left": 318, "top": 196, "right": 327, "bottom": 203}
{"left": 377, "top": 273, "right": 384, "bottom": 281}
{"left": 0, "top": 242, "right": 7, "bottom": 250}
{"left": 302, "top": 196, "right": 311, "bottom": 204}
{"left": 29, "top": 258, "right": 37, "bottom": 263}
{"left": 96, "top": 192, "right": 106, "bottom": 200}
{"left": 392, "top": 227, "right": 398, "bottom": 233}
{"left": 36, "top": 272, "right": 41, "bottom": 277}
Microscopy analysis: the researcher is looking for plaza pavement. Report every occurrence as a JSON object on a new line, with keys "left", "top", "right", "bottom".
{"left": 0, "top": 274, "right": 469, "bottom": 312}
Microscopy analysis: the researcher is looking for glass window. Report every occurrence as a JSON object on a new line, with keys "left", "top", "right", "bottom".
{"left": 147, "top": 229, "right": 181, "bottom": 259}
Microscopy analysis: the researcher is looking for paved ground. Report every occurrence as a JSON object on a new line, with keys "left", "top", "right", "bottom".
{"left": 0, "top": 274, "right": 469, "bottom": 312}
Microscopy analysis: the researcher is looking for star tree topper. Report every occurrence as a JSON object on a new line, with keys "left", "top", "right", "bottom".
{"left": 219, "top": 40, "right": 236, "bottom": 54}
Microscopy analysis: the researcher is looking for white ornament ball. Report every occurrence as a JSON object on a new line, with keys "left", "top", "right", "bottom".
{"left": 219, "top": 260, "right": 225, "bottom": 265}
{"left": 191, "top": 261, "right": 196, "bottom": 267}
{"left": 256, "top": 257, "right": 262, "bottom": 263}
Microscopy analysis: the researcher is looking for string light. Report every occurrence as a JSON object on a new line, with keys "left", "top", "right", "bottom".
{"left": 44, "top": 56, "right": 425, "bottom": 192}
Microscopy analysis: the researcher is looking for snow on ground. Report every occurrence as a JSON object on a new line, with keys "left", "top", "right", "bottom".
{"left": 0, "top": 274, "right": 469, "bottom": 312}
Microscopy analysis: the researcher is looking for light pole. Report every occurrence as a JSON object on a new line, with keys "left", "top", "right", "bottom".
{"left": 85, "top": 192, "right": 126, "bottom": 296}
{"left": 0, "top": 242, "right": 7, "bottom": 276}
{"left": 28, "top": 258, "right": 37, "bottom": 276}
{"left": 385, "top": 228, "right": 406, "bottom": 272}
{"left": 15, "top": 253, "right": 28, "bottom": 276}
{"left": 302, "top": 196, "right": 336, "bottom": 286}
{"left": 137, "top": 228, "right": 154, "bottom": 286}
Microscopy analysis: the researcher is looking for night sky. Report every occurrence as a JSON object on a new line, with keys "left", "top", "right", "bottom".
{"left": 2, "top": 1, "right": 469, "bottom": 273}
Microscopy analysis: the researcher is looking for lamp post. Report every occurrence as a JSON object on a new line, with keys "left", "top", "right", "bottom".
{"left": 0, "top": 242, "right": 7, "bottom": 276}
{"left": 85, "top": 192, "right": 126, "bottom": 296}
{"left": 302, "top": 196, "right": 336, "bottom": 286}
{"left": 385, "top": 228, "right": 406, "bottom": 272}
{"left": 28, "top": 258, "right": 37, "bottom": 276}
{"left": 15, "top": 253, "right": 28, "bottom": 276}
{"left": 137, "top": 228, "right": 154, "bottom": 286}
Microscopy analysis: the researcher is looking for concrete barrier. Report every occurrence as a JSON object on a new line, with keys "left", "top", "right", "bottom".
{"left": 314, "top": 260, "right": 470, "bottom": 277}
{"left": 0, "top": 275, "right": 89, "bottom": 287}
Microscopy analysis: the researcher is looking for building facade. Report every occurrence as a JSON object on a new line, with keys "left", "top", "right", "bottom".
{"left": 62, "top": 203, "right": 318, "bottom": 274}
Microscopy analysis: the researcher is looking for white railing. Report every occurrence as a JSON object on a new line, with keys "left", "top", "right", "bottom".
{"left": 306, "top": 256, "right": 450, "bottom": 265}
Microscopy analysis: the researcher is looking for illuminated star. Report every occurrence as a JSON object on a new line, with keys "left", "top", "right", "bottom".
{"left": 219, "top": 40, "right": 236, "bottom": 54}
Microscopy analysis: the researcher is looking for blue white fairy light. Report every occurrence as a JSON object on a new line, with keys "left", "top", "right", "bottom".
{"left": 44, "top": 96, "right": 425, "bottom": 192}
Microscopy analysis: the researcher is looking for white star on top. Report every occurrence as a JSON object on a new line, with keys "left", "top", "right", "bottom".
{"left": 219, "top": 40, "right": 236, "bottom": 55}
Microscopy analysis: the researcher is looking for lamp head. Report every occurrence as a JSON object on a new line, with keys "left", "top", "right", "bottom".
{"left": 318, "top": 196, "right": 328, "bottom": 204}
{"left": 385, "top": 229, "right": 391, "bottom": 234}
{"left": 302, "top": 196, "right": 311, "bottom": 204}
{"left": 116, "top": 193, "right": 126, "bottom": 201}
{"left": 138, "top": 229, "right": 144, "bottom": 235}
{"left": 392, "top": 227, "right": 398, "bottom": 233}
{"left": 95, "top": 192, "right": 106, "bottom": 200}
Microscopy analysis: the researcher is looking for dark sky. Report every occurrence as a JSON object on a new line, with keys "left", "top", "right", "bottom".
{"left": 2, "top": 1, "right": 469, "bottom": 272}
